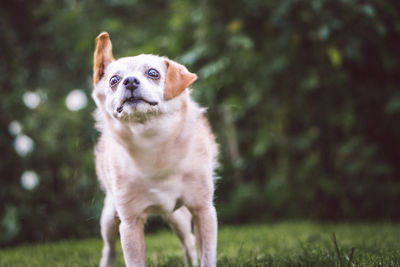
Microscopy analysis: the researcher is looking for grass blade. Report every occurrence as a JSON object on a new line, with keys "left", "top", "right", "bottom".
{"left": 332, "top": 233, "right": 344, "bottom": 267}
{"left": 347, "top": 247, "right": 356, "bottom": 267}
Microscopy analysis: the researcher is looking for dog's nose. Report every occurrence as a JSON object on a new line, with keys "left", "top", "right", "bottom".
{"left": 123, "top": 76, "right": 140, "bottom": 91}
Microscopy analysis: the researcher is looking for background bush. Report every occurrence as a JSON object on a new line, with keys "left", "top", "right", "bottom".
{"left": 1, "top": 0, "right": 400, "bottom": 246}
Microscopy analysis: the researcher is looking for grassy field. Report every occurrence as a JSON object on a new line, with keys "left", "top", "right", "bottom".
{"left": 0, "top": 222, "right": 399, "bottom": 266}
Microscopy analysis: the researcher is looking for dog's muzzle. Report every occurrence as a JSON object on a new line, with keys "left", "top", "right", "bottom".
{"left": 116, "top": 77, "right": 159, "bottom": 113}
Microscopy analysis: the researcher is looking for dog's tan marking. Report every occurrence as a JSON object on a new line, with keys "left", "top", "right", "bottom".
{"left": 93, "top": 32, "right": 114, "bottom": 84}
{"left": 164, "top": 59, "right": 197, "bottom": 100}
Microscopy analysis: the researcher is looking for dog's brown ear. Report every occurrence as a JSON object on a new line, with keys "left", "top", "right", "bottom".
{"left": 93, "top": 32, "right": 114, "bottom": 85}
{"left": 164, "top": 59, "right": 197, "bottom": 100}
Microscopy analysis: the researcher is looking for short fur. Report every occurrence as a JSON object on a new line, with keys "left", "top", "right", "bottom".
{"left": 92, "top": 32, "right": 218, "bottom": 267}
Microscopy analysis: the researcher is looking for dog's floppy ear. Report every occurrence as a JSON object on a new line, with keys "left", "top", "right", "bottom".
{"left": 164, "top": 59, "right": 197, "bottom": 100}
{"left": 93, "top": 32, "right": 114, "bottom": 85}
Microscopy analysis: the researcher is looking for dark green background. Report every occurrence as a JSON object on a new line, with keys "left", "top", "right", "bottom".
{"left": 1, "top": 0, "right": 399, "bottom": 247}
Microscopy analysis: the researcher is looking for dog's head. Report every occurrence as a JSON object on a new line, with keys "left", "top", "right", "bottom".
{"left": 92, "top": 32, "right": 197, "bottom": 121}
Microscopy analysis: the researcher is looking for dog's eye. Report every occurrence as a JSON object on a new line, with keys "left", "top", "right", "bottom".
{"left": 109, "top": 75, "right": 121, "bottom": 87}
{"left": 146, "top": 68, "right": 160, "bottom": 80}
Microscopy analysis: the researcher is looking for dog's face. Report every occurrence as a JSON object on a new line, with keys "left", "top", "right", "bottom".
{"left": 92, "top": 32, "right": 197, "bottom": 121}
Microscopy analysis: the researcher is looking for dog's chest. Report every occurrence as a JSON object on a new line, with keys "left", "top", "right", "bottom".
{"left": 112, "top": 146, "right": 186, "bottom": 215}
{"left": 106, "top": 116, "right": 192, "bottom": 216}
{"left": 123, "top": 126, "right": 188, "bottom": 176}
{"left": 116, "top": 168, "right": 184, "bottom": 215}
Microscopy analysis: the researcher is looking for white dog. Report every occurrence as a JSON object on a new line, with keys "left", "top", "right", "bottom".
{"left": 92, "top": 32, "right": 218, "bottom": 267}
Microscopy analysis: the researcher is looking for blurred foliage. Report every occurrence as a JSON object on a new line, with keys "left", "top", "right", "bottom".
{"left": 1, "top": 0, "right": 400, "bottom": 246}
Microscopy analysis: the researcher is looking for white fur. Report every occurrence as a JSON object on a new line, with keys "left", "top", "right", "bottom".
{"left": 93, "top": 54, "right": 218, "bottom": 267}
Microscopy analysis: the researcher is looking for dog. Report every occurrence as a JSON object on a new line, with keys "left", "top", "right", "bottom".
{"left": 92, "top": 32, "right": 218, "bottom": 267}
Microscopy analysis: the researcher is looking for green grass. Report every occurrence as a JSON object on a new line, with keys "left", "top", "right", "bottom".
{"left": 1, "top": 222, "right": 399, "bottom": 266}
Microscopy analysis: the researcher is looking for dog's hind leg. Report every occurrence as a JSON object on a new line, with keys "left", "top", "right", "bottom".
{"left": 164, "top": 207, "right": 198, "bottom": 267}
{"left": 99, "top": 195, "right": 119, "bottom": 267}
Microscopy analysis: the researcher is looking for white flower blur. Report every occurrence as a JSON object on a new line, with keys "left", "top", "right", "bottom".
{"left": 8, "top": 121, "right": 22, "bottom": 136}
{"left": 14, "top": 134, "right": 34, "bottom": 157}
{"left": 23, "top": 91, "right": 41, "bottom": 109}
{"left": 66, "top": 89, "right": 87, "bottom": 111}
{"left": 21, "top": 170, "right": 39, "bottom": 190}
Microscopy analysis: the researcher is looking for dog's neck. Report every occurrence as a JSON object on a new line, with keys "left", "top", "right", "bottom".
{"left": 102, "top": 97, "right": 192, "bottom": 156}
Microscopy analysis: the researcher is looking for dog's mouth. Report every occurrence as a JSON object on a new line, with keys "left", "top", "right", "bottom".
{"left": 117, "top": 97, "right": 158, "bottom": 113}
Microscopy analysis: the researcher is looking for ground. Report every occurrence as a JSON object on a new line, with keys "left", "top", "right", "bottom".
{"left": 0, "top": 222, "right": 399, "bottom": 266}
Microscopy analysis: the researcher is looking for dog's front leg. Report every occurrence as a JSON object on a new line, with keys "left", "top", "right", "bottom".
{"left": 192, "top": 205, "right": 217, "bottom": 267}
{"left": 119, "top": 217, "right": 146, "bottom": 267}
{"left": 100, "top": 195, "right": 119, "bottom": 267}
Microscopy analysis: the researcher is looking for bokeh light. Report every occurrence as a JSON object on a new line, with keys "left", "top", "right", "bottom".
{"left": 66, "top": 89, "right": 88, "bottom": 111}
